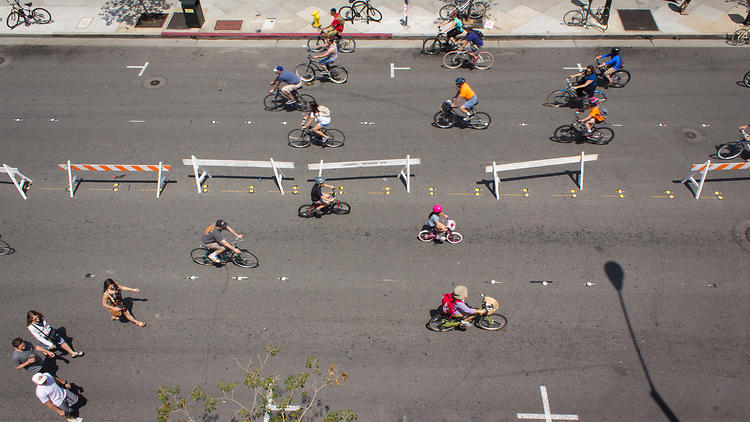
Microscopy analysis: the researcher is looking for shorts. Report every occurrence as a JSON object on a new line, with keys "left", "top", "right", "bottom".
{"left": 315, "top": 116, "right": 331, "bottom": 127}
{"left": 56, "top": 390, "right": 78, "bottom": 414}
{"left": 281, "top": 81, "right": 303, "bottom": 94}
{"left": 604, "top": 67, "right": 616, "bottom": 77}
{"left": 203, "top": 242, "right": 221, "bottom": 251}
{"left": 324, "top": 29, "right": 339, "bottom": 40}
{"left": 108, "top": 308, "right": 124, "bottom": 318}
{"left": 467, "top": 43, "right": 479, "bottom": 52}
{"left": 463, "top": 95, "right": 478, "bottom": 109}
{"left": 447, "top": 28, "right": 463, "bottom": 40}
{"left": 319, "top": 56, "right": 336, "bottom": 66}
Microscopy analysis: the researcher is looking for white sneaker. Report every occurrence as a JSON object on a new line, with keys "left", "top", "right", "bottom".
{"left": 208, "top": 253, "right": 220, "bottom": 263}
{"left": 67, "top": 417, "right": 83, "bottom": 422}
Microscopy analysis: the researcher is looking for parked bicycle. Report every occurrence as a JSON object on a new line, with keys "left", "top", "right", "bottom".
{"left": 307, "top": 31, "right": 356, "bottom": 53}
{"left": 0, "top": 235, "right": 14, "bottom": 256}
{"left": 295, "top": 55, "right": 348, "bottom": 84}
{"left": 595, "top": 57, "right": 630, "bottom": 88}
{"left": 417, "top": 219, "right": 463, "bottom": 244}
{"left": 421, "top": 30, "right": 459, "bottom": 55}
{"left": 6, "top": 0, "right": 51, "bottom": 29}
{"left": 443, "top": 47, "right": 494, "bottom": 70}
{"left": 715, "top": 129, "right": 750, "bottom": 160}
{"left": 728, "top": 27, "right": 749, "bottom": 46}
{"left": 546, "top": 78, "right": 607, "bottom": 108}
{"left": 190, "top": 238, "right": 258, "bottom": 268}
{"left": 563, "top": 0, "right": 608, "bottom": 31}
{"left": 427, "top": 290, "right": 507, "bottom": 332}
{"left": 298, "top": 191, "right": 351, "bottom": 217}
{"left": 433, "top": 100, "right": 491, "bottom": 130}
{"left": 288, "top": 126, "right": 345, "bottom": 148}
{"left": 552, "top": 110, "right": 614, "bottom": 145}
{"left": 439, "top": 0, "right": 486, "bottom": 20}
{"left": 263, "top": 88, "right": 315, "bottom": 112}
{"left": 339, "top": 0, "right": 382, "bottom": 23}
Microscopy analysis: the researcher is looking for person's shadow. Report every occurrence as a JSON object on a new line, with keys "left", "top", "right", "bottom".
{"left": 604, "top": 262, "right": 681, "bottom": 422}
{"left": 119, "top": 297, "right": 148, "bottom": 323}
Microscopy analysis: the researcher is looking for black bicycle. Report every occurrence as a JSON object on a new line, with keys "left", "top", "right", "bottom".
{"left": 288, "top": 126, "right": 345, "bottom": 148}
{"left": 433, "top": 101, "right": 491, "bottom": 130}
{"left": 552, "top": 110, "right": 614, "bottom": 145}
{"left": 6, "top": 0, "right": 51, "bottom": 29}
{"left": 743, "top": 70, "right": 750, "bottom": 88}
{"left": 339, "top": 0, "right": 382, "bottom": 23}
{"left": 595, "top": 57, "right": 631, "bottom": 88}
{"left": 190, "top": 238, "right": 258, "bottom": 268}
{"left": 421, "top": 30, "right": 459, "bottom": 55}
{"left": 295, "top": 55, "right": 348, "bottom": 84}
{"left": 263, "top": 88, "right": 315, "bottom": 112}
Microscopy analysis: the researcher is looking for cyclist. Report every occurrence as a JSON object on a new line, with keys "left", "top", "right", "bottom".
{"left": 579, "top": 97, "right": 606, "bottom": 135}
{"left": 441, "top": 9, "right": 464, "bottom": 46}
{"left": 448, "top": 285, "right": 487, "bottom": 330}
{"left": 427, "top": 204, "right": 449, "bottom": 240}
{"left": 570, "top": 64, "right": 597, "bottom": 99}
{"left": 201, "top": 219, "right": 243, "bottom": 263}
{"left": 321, "top": 8, "right": 344, "bottom": 40}
{"left": 595, "top": 48, "right": 623, "bottom": 86}
{"left": 269, "top": 65, "right": 303, "bottom": 104}
{"left": 451, "top": 77, "right": 477, "bottom": 120}
{"left": 459, "top": 26, "right": 483, "bottom": 64}
{"left": 312, "top": 36, "right": 338, "bottom": 74}
{"left": 302, "top": 101, "right": 332, "bottom": 143}
{"left": 311, "top": 176, "right": 336, "bottom": 214}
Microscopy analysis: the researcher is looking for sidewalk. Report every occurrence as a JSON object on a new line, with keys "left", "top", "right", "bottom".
{"left": 0, "top": 0, "right": 746, "bottom": 39}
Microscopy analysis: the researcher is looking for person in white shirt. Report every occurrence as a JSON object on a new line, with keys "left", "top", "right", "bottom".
{"left": 32, "top": 372, "right": 82, "bottom": 422}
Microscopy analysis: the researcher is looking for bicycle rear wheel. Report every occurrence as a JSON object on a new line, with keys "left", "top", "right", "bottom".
{"left": 332, "top": 201, "right": 351, "bottom": 214}
{"left": 588, "top": 126, "right": 614, "bottom": 145}
{"left": 367, "top": 7, "right": 383, "bottom": 22}
{"left": 288, "top": 129, "right": 312, "bottom": 148}
{"left": 190, "top": 248, "right": 212, "bottom": 265}
{"left": 553, "top": 125, "right": 576, "bottom": 143}
{"left": 433, "top": 111, "right": 455, "bottom": 129}
{"left": 610, "top": 70, "right": 630, "bottom": 88}
{"left": 298, "top": 204, "right": 315, "bottom": 218}
{"left": 442, "top": 51, "right": 463, "bottom": 69}
{"left": 592, "top": 90, "right": 607, "bottom": 101}
{"left": 743, "top": 70, "right": 750, "bottom": 88}
{"left": 418, "top": 230, "right": 434, "bottom": 242}
{"left": 422, "top": 37, "right": 443, "bottom": 55}
{"left": 6, "top": 11, "right": 21, "bottom": 29}
{"left": 474, "top": 51, "right": 494, "bottom": 70}
{"left": 563, "top": 10, "right": 585, "bottom": 26}
{"left": 717, "top": 142, "right": 744, "bottom": 160}
{"left": 295, "top": 63, "right": 316, "bottom": 82}
{"left": 338, "top": 37, "right": 356, "bottom": 53}
{"left": 546, "top": 90, "right": 572, "bottom": 107}
{"left": 328, "top": 65, "right": 348, "bottom": 84}
{"left": 439, "top": 4, "right": 458, "bottom": 20}
{"left": 428, "top": 315, "right": 456, "bottom": 332}
{"left": 32, "top": 8, "right": 51, "bottom": 24}
{"left": 477, "top": 314, "right": 507, "bottom": 331}
{"left": 338, "top": 6, "right": 355, "bottom": 22}
{"left": 233, "top": 249, "right": 259, "bottom": 268}
{"left": 468, "top": 112, "right": 491, "bottom": 130}
{"left": 446, "top": 231, "right": 463, "bottom": 244}
{"left": 322, "top": 128, "right": 345, "bottom": 148}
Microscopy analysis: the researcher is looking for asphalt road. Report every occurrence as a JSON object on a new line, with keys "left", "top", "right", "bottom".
{"left": 0, "top": 40, "right": 749, "bottom": 422}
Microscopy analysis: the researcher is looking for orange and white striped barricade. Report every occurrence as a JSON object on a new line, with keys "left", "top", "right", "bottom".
{"left": 1, "top": 163, "right": 32, "bottom": 200}
{"left": 182, "top": 155, "right": 294, "bottom": 195}
{"left": 58, "top": 161, "right": 170, "bottom": 198}
{"left": 680, "top": 160, "right": 750, "bottom": 199}
{"left": 307, "top": 154, "right": 421, "bottom": 193}
{"left": 485, "top": 152, "right": 598, "bottom": 199}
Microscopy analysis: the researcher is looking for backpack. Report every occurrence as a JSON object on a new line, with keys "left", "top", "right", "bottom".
{"left": 441, "top": 293, "right": 456, "bottom": 315}
{"left": 317, "top": 105, "right": 331, "bottom": 118}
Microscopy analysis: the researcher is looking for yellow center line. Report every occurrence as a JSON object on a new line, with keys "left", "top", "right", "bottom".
{"left": 89, "top": 188, "right": 113, "bottom": 191}
{"left": 221, "top": 190, "right": 248, "bottom": 193}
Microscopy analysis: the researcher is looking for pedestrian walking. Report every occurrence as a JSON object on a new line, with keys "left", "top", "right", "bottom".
{"left": 678, "top": 0, "right": 691, "bottom": 15}
{"left": 26, "top": 311, "right": 84, "bottom": 358}
{"left": 102, "top": 278, "right": 146, "bottom": 327}
{"left": 32, "top": 372, "right": 82, "bottom": 422}
{"left": 12, "top": 337, "right": 55, "bottom": 374}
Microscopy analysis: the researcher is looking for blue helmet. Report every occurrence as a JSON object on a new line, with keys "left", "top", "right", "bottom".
{"left": 455, "top": 77, "right": 465, "bottom": 84}
{"left": 315, "top": 176, "right": 326, "bottom": 184}
{"left": 274, "top": 65, "right": 283, "bottom": 72}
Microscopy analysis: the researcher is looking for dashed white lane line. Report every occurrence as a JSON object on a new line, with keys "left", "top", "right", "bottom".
{"left": 517, "top": 385, "right": 579, "bottom": 421}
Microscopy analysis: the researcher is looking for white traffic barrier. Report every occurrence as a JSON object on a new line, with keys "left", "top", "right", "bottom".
{"left": 680, "top": 159, "right": 750, "bottom": 199}
{"left": 308, "top": 154, "right": 421, "bottom": 193}
{"left": 1, "top": 163, "right": 32, "bottom": 200}
{"left": 183, "top": 155, "right": 294, "bottom": 195}
{"left": 58, "top": 161, "right": 170, "bottom": 198}
{"left": 485, "top": 152, "right": 598, "bottom": 199}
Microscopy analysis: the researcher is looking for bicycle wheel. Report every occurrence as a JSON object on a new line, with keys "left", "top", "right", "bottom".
{"left": 433, "top": 111, "right": 455, "bottom": 128}
{"left": 418, "top": 230, "right": 434, "bottom": 242}
{"left": 298, "top": 204, "right": 315, "bottom": 218}
{"left": 323, "top": 128, "right": 345, "bottom": 148}
{"left": 592, "top": 90, "right": 607, "bottom": 101}
{"left": 263, "top": 93, "right": 285, "bottom": 111}
{"left": 6, "top": 11, "right": 21, "bottom": 29}
{"left": 588, "top": 126, "right": 614, "bottom": 145}
{"left": 295, "top": 94, "right": 315, "bottom": 112}
{"left": 474, "top": 51, "right": 494, "bottom": 70}
{"left": 338, "top": 6, "right": 355, "bottom": 22}
{"left": 233, "top": 249, "right": 259, "bottom": 268}
{"left": 610, "top": 70, "right": 630, "bottom": 88}
{"left": 338, "top": 37, "right": 356, "bottom": 53}
{"left": 0, "top": 239, "right": 14, "bottom": 256}
{"left": 428, "top": 315, "right": 456, "bottom": 332}
{"left": 477, "top": 314, "right": 508, "bottom": 331}
{"left": 332, "top": 201, "right": 351, "bottom": 214}
{"left": 366, "top": 7, "right": 382, "bottom": 22}
{"left": 468, "top": 112, "right": 491, "bottom": 130}
{"left": 328, "top": 65, "right": 348, "bottom": 84}
{"left": 468, "top": 2, "right": 487, "bottom": 19}
{"left": 288, "top": 129, "right": 312, "bottom": 148}
{"left": 439, "top": 4, "right": 458, "bottom": 20}
{"left": 563, "top": 10, "right": 585, "bottom": 26}
{"left": 442, "top": 51, "right": 463, "bottom": 69}
{"left": 307, "top": 36, "right": 327, "bottom": 52}
{"left": 743, "top": 70, "right": 750, "bottom": 88}
{"left": 717, "top": 142, "right": 744, "bottom": 159}
{"left": 32, "top": 8, "right": 51, "bottom": 24}
{"left": 446, "top": 231, "right": 463, "bottom": 244}
{"left": 295, "top": 63, "right": 316, "bottom": 82}
{"left": 737, "top": 29, "right": 750, "bottom": 46}
{"left": 546, "top": 90, "right": 572, "bottom": 107}
{"left": 422, "top": 37, "right": 443, "bottom": 55}
{"left": 190, "top": 248, "right": 212, "bottom": 265}
{"left": 553, "top": 125, "right": 576, "bottom": 143}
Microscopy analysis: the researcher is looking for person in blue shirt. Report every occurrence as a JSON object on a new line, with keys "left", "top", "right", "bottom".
{"left": 459, "top": 27, "right": 483, "bottom": 65}
{"left": 269, "top": 65, "right": 303, "bottom": 104}
{"left": 595, "top": 48, "right": 622, "bottom": 86}
{"left": 570, "top": 65, "right": 597, "bottom": 99}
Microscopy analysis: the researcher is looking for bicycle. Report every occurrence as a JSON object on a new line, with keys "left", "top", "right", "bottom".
{"left": 433, "top": 100, "right": 491, "bottom": 130}
{"left": 439, "top": 0, "right": 486, "bottom": 20}
{"left": 545, "top": 78, "right": 607, "bottom": 108}
{"left": 6, "top": 0, "right": 51, "bottom": 29}
{"left": 421, "top": 30, "right": 459, "bottom": 55}
{"left": 728, "top": 27, "right": 749, "bottom": 46}
{"left": 288, "top": 126, "right": 345, "bottom": 148}
{"left": 190, "top": 238, "right": 259, "bottom": 268}
{"left": 339, "top": 0, "right": 382, "bottom": 24}
{"left": 743, "top": 70, "right": 750, "bottom": 87}
{"left": 442, "top": 47, "right": 494, "bottom": 70}
{"left": 0, "top": 235, "right": 14, "bottom": 256}
{"left": 295, "top": 55, "right": 348, "bottom": 84}
{"left": 427, "top": 290, "right": 507, "bottom": 332}
{"left": 263, "top": 88, "right": 315, "bottom": 112}
{"left": 715, "top": 129, "right": 750, "bottom": 160}
{"left": 307, "top": 31, "right": 356, "bottom": 53}
{"left": 298, "top": 191, "right": 351, "bottom": 218}
{"left": 595, "top": 57, "right": 630, "bottom": 88}
{"left": 552, "top": 110, "right": 614, "bottom": 145}
{"left": 417, "top": 220, "right": 463, "bottom": 244}
{"left": 562, "top": 0, "right": 608, "bottom": 32}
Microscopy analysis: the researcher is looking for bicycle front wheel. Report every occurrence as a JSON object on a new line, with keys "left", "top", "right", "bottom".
{"left": 442, "top": 51, "right": 463, "bottom": 69}
{"left": 233, "top": 249, "right": 259, "bottom": 268}
{"left": 610, "top": 70, "right": 630, "bottom": 88}
{"left": 288, "top": 129, "right": 312, "bottom": 148}
{"left": 546, "top": 90, "right": 572, "bottom": 107}
{"left": 477, "top": 314, "right": 508, "bottom": 331}
{"left": 743, "top": 70, "right": 750, "bottom": 88}
{"left": 338, "top": 6, "right": 354, "bottom": 22}
{"left": 323, "top": 128, "right": 345, "bottom": 148}
{"left": 422, "top": 37, "right": 443, "bottom": 55}
{"left": 428, "top": 315, "right": 455, "bottom": 332}
{"left": 263, "top": 93, "right": 284, "bottom": 111}
{"left": 736, "top": 29, "right": 750, "bottom": 46}
{"left": 592, "top": 90, "right": 607, "bottom": 102}
{"left": 332, "top": 201, "right": 351, "bottom": 214}
{"left": 6, "top": 11, "right": 21, "bottom": 29}
{"left": 295, "top": 63, "right": 316, "bottom": 82}
{"left": 190, "top": 248, "right": 212, "bottom": 265}
{"left": 433, "top": 111, "right": 455, "bottom": 129}
{"left": 32, "top": 8, "right": 52, "bottom": 24}
{"left": 338, "top": 37, "right": 356, "bottom": 53}
{"left": 328, "top": 65, "right": 348, "bottom": 84}
{"left": 468, "top": 112, "right": 491, "bottom": 130}
{"left": 439, "top": 4, "right": 458, "bottom": 20}
{"left": 563, "top": 10, "right": 585, "bottom": 26}
{"left": 307, "top": 36, "right": 327, "bottom": 52}
{"left": 474, "top": 51, "right": 494, "bottom": 70}
{"left": 446, "top": 231, "right": 463, "bottom": 244}
{"left": 0, "top": 239, "right": 14, "bottom": 255}
{"left": 469, "top": 2, "right": 487, "bottom": 19}
{"left": 589, "top": 126, "right": 614, "bottom": 145}
{"left": 553, "top": 125, "right": 576, "bottom": 143}
{"left": 367, "top": 7, "right": 383, "bottom": 22}
{"left": 717, "top": 142, "right": 744, "bottom": 159}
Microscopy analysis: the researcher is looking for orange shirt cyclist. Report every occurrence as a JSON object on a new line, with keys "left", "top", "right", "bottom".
{"left": 451, "top": 77, "right": 477, "bottom": 120}
{"left": 580, "top": 97, "right": 606, "bottom": 133}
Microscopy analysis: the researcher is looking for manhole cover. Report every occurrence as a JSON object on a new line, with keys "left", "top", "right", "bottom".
{"left": 142, "top": 76, "right": 166, "bottom": 89}
{"left": 733, "top": 220, "right": 750, "bottom": 251}
{"left": 677, "top": 127, "right": 704, "bottom": 144}
{"left": 618, "top": 9, "right": 659, "bottom": 31}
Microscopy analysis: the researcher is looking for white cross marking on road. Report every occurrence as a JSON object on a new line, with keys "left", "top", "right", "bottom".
{"left": 390, "top": 62, "right": 411, "bottom": 78}
{"left": 562, "top": 63, "right": 584, "bottom": 71}
{"left": 263, "top": 388, "right": 302, "bottom": 422}
{"left": 126, "top": 61, "right": 150, "bottom": 77}
{"left": 517, "top": 385, "right": 579, "bottom": 422}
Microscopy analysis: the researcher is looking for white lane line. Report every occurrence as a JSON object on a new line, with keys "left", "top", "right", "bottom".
{"left": 517, "top": 385, "right": 579, "bottom": 421}
{"left": 126, "top": 61, "right": 150, "bottom": 77}
{"left": 129, "top": 120, "right": 145, "bottom": 123}
{"left": 562, "top": 63, "right": 584, "bottom": 71}
{"left": 390, "top": 62, "right": 411, "bottom": 78}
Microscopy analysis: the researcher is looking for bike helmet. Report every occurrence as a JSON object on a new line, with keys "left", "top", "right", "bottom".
{"left": 455, "top": 77, "right": 465, "bottom": 85}
{"left": 274, "top": 65, "right": 283, "bottom": 72}
{"left": 453, "top": 285, "right": 468, "bottom": 300}
{"left": 315, "top": 176, "right": 326, "bottom": 184}
{"left": 433, "top": 204, "right": 443, "bottom": 213}
{"left": 588, "top": 97, "right": 600, "bottom": 105}
{"left": 611, "top": 47, "right": 620, "bottom": 54}
{"left": 215, "top": 219, "right": 228, "bottom": 229}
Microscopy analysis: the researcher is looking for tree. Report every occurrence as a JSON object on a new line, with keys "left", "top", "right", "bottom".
{"left": 99, "top": 0, "right": 171, "bottom": 26}
{"left": 157, "top": 345, "right": 357, "bottom": 422}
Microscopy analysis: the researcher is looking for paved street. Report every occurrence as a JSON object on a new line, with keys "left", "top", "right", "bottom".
{"left": 1, "top": 40, "right": 750, "bottom": 421}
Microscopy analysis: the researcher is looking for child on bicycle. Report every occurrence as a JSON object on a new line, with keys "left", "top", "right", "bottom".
{"left": 427, "top": 204, "right": 450, "bottom": 240}
{"left": 579, "top": 97, "right": 606, "bottom": 134}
